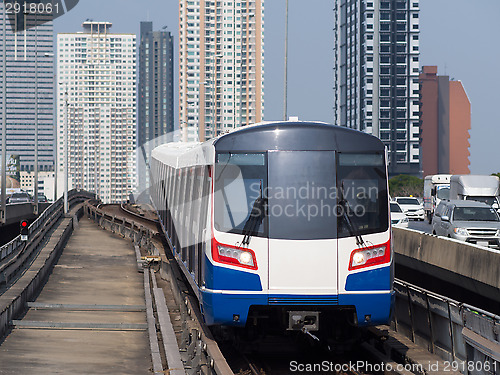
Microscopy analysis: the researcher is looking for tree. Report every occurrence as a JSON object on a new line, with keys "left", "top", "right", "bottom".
{"left": 491, "top": 173, "right": 500, "bottom": 179}
{"left": 389, "top": 174, "right": 424, "bottom": 197}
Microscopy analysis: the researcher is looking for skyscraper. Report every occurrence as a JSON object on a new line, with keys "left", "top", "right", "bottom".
{"left": 179, "top": 0, "right": 264, "bottom": 142}
{"left": 0, "top": 5, "right": 55, "bottom": 172}
{"left": 333, "top": 0, "right": 421, "bottom": 176}
{"left": 57, "top": 22, "right": 137, "bottom": 203}
{"left": 137, "top": 21, "right": 174, "bottom": 193}
{"left": 419, "top": 66, "right": 470, "bottom": 177}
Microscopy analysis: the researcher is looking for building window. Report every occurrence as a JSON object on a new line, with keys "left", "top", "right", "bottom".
{"left": 380, "top": 132, "right": 390, "bottom": 140}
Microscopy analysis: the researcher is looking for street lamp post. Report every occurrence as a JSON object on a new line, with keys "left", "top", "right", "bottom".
{"left": 34, "top": 13, "right": 39, "bottom": 215}
{"left": 240, "top": 14, "right": 254, "bottom": 128}
{"left": 211, "top": 54, "right": 223, "bottom": 138}
{"left": 63, "top": 85, "right": 68, "bottom": 214}
{"left": 198, "top": 81, "right": 209, "bottom": 142}
{"left": 1, "top": 6, "right": 7, "bottom": 223}
{"left": 42, "top": 52, "right": 56, "bottom": 202}
{"left": 283, "top": 0, "right": 289, "bottom": 121}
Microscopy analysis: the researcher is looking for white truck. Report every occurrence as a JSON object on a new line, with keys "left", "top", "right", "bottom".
{"left": 423, "top": 174, "right": 451, "bottom": 223}
{"left": 449, "top": 175, "right": 500, "bottom": 210}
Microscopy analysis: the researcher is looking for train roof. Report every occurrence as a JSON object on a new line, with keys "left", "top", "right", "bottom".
{"left": 151, "top": 141, "right": 215, "bottom": 168}
{"left": 214, "top": 121, "right": 385, "bottom": 153}
{"left": 151, "top": 121, "right": 385, "bottom": 168}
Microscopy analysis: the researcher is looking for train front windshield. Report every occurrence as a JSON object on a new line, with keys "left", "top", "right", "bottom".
{"left": 214, "top": 152, "right": 388, "bottom": 240}
{"left": 214, "top": 153, "right": 267, "bottom": 237}
{"left": 337, "top": 153, "right": 389, "bottom": 237}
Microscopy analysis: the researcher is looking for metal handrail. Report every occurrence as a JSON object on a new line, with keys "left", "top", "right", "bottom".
{"left": 394, "top": 278, "right": 500, "bottom": 369}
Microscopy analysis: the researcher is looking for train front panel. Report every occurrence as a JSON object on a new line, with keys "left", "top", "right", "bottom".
{"left": 200, "top": 146, "right": 392, "bottom": 329}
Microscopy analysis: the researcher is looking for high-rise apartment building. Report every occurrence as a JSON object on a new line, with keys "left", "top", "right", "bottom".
{"left": 137, "top": 21, "right": 174, "bottom": 192}
{"left": 419, "top": 66, "right": 470, "bottom": 177}
{"left": 334, "top": 0, "right": 421, "bottom": 176}
{"left": 57, "top": 22, "right": 137, "bottom": 203}
{"left": 179, "top": 0, "right": 264, "bottom": 142}
{"left": 0, "top": 6, "right": 55, "bottom": 171}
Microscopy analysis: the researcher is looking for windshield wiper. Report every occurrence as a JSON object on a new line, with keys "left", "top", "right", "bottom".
{"left": 339, "top": 182, "right": 365, "bottom": 246}
{"left": 241, "top": 181, "right": 266, "bottom": 245}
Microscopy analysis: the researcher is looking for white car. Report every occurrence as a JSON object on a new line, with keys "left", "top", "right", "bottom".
{"left": 394, "top": 197, "right": 425, "bottom": 221}
{"left": 390, "top": 202, "right": 409, "bottom": 228}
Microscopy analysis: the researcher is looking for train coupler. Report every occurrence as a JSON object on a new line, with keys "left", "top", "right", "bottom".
{"left": 287, "top": 311, "right": 319, "bottom": 331}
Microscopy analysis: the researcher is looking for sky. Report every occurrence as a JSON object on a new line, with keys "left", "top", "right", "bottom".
{"left": 52, "top": 0, "right": 500, "bottom": 175}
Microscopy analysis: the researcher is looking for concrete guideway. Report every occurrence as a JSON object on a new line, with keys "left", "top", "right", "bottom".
{"left": 393, "top": 226, "right": 500, "bottom": 307}
{"left": 0, "top": 218, "right": 152, "bottom": 374}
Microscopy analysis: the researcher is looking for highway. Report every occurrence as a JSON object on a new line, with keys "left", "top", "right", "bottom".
{"left": 408, "top": 219, "right": 432, "bottom": 233}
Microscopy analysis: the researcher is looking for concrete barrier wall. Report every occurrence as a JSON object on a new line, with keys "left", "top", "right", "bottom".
{"left": 393, "top": 227, "right": 500, "bottom": 300}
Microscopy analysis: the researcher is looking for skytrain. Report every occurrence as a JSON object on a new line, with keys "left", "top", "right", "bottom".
{"left": 150, "top": 121, "right": 393, "bottom": 335}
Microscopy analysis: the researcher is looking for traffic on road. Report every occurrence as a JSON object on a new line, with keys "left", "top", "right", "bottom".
{"left": 394, "top": 174, "right": 500, "bottom": 248}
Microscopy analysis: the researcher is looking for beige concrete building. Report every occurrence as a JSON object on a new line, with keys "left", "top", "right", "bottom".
{"left": 20, "top": 171, "right": 74, "bottom": 202}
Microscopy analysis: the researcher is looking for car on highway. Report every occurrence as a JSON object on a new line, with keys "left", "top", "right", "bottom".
{"left": 431, "top": 200, "right": 500, "bottom": 248}
{"left": 390, "top": 202, "right": 409, "bottom": 228}
{"left": 7, "top": 192, "right": 31, "bottom": 204}
{"left": 394, "top": 196, "right": 425, "bottom": 221}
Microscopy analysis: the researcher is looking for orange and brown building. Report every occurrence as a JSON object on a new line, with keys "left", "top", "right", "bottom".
{"left": 419, "top": 66, "right": 471, "bottom": 177}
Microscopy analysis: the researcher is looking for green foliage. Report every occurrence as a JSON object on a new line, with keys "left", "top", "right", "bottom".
{"left": 491, "top": 173, "right": 500, "bottom": 179}
{"left": 389, "top": 174, "right": 424, "bottom": 197}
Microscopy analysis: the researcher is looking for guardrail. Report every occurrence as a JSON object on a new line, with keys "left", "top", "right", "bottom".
{"left": 394, "top": 279, "right": 500, "bottom": 374}
{"left": 0, "top": 190, "right": 96, "bottom": 288}
{"left": 84, "top": 203, "right": 156, "bottom": 250}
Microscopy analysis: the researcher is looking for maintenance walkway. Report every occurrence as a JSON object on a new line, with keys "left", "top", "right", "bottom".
{"left": 0, "top": 217, "right": 151, "bottom": 374}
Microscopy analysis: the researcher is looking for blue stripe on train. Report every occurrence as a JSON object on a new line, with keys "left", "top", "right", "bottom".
{"left": 204, "top": 255, "right": 263, "bottom": 291}
{"left": 344, "top": 266, "right": 391, "bottom": 291}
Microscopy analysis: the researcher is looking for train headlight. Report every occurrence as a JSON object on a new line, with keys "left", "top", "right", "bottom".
{"left": 238, "top": 251, "right": 254, "bottom": 266}
{"left": 352, "top": 252, "right": 365, "bottom": 266}
{"left": 213, "top": 239, "right": 257, "bottom": 270}
{"left": 349, "top": 241, "right": 391, "bottom": 271}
